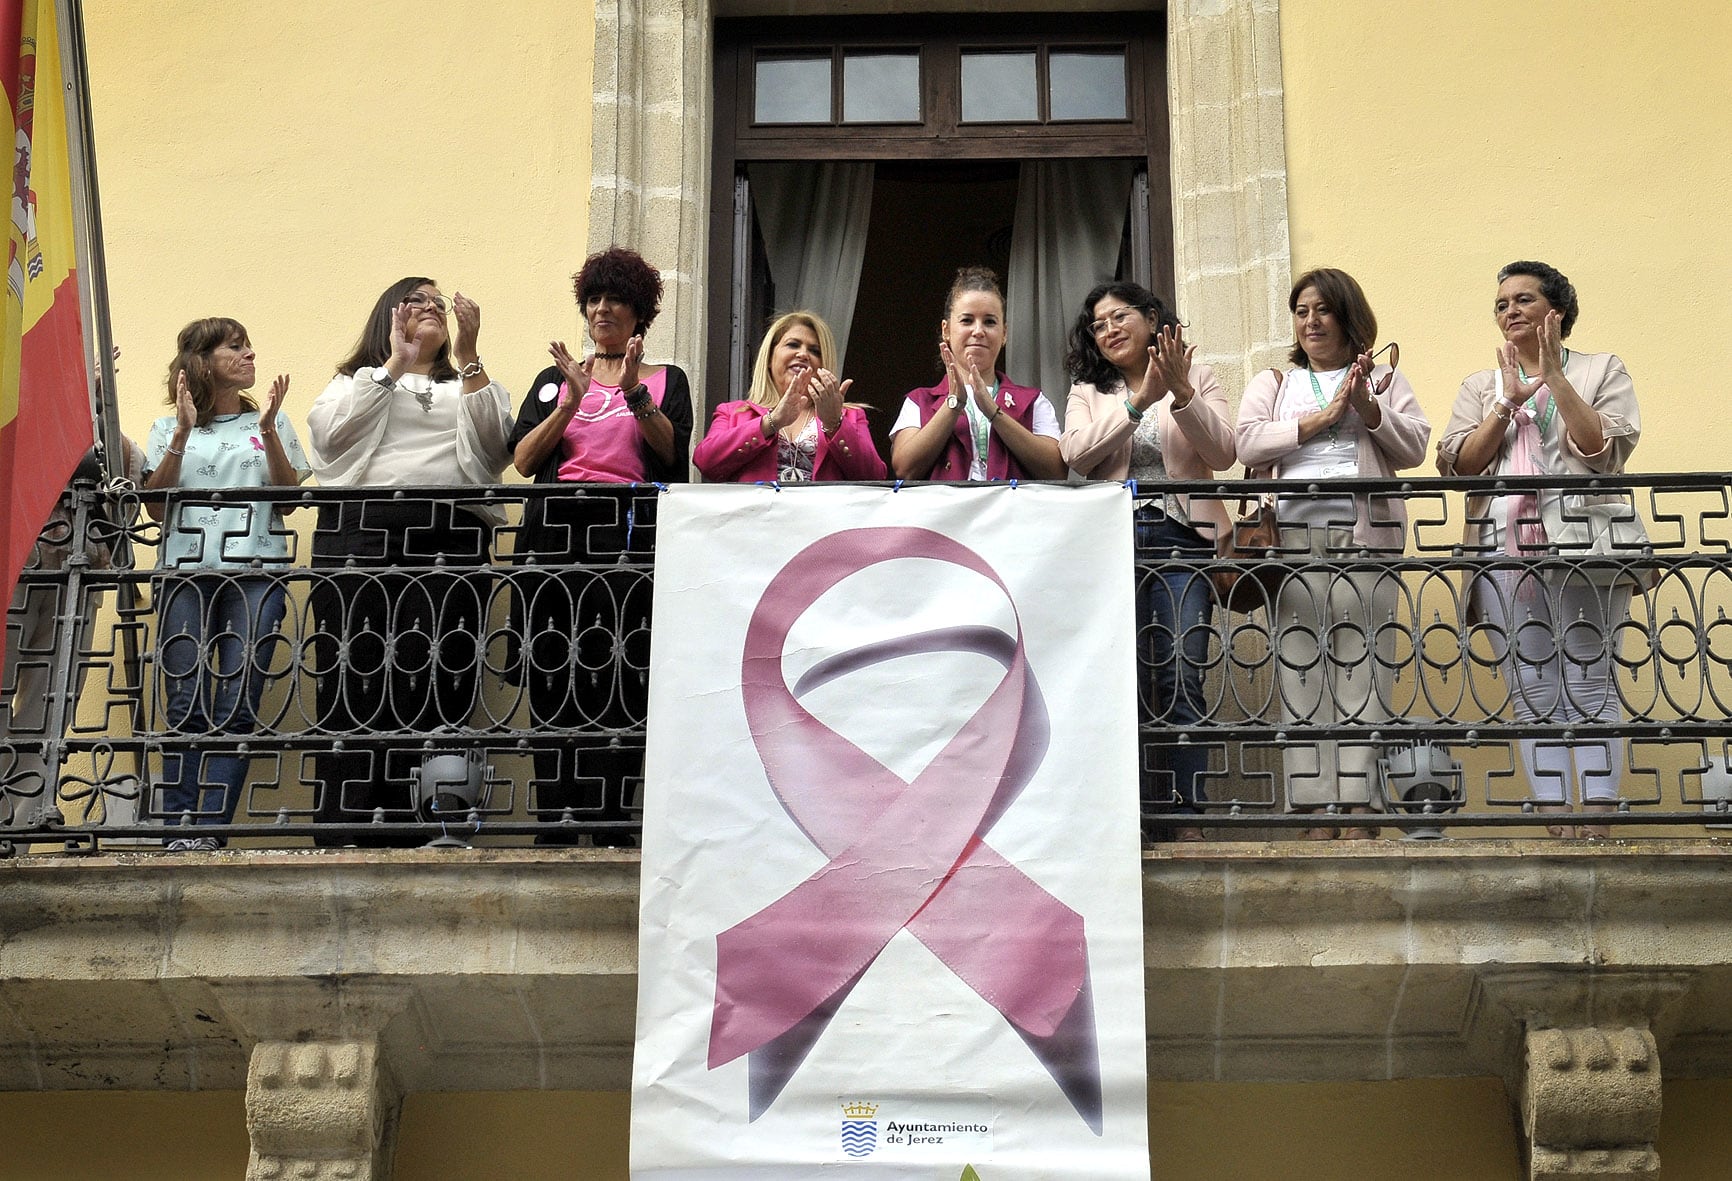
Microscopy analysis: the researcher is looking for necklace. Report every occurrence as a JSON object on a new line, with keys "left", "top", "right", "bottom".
{"left": 397, "top": 374, "right": 434, "bottom": 413}
{"left": 593, "top": 351, "right": 626, "bottom": 361}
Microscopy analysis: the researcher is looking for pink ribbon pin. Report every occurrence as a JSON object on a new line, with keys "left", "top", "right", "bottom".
{"left": 708, "top": 526, "right": 1102, "bottom": 1131}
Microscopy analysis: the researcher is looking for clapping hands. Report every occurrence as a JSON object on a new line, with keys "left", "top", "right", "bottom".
{"left": 548, "top": 340, "right": 594, "bottom": 408}
{"left": 940, "top": 340, "right": 993, "bottom": 416}
{"left": 390, "top": 301, "right": 442, "bottom": 370}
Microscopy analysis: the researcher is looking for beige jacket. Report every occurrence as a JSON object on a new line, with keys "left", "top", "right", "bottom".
{"left": 1060, "top": 362, "right": 1236, "bottom": 544}
{"left": 1435, "top": 350, "right": 1639, "bottom": 541}
{"left": 1235, "top": 365, "right": 1432, "bottom": 551}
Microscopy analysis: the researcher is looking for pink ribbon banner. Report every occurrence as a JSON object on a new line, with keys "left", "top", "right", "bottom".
{"left": 708, "top": 526, "right": 1102, "bottom": 1130}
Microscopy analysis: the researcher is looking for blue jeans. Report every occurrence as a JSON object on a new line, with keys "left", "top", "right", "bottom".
{"left": 156, "top": 575, "right": 287, "bottom": 829}
{"left": 1135, "top": 511, "right": 1215, "bottom": 815}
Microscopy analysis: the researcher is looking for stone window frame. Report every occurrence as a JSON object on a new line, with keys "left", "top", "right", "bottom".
{"left": 587, "top": 0, "right": 1290, "bottom": 419}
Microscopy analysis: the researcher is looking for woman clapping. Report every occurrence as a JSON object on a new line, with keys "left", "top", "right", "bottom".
{"left": 305, "top": 278, "right": 513, "bottom": 844}
{"left": 1436, "top": 260, "right": 1641, "bottom": 839}
{"left": 508, "top": 247, "right": 692, "bottom": 844}
{"left": 693, "top": 310, "right": 884, "bottom": 483}
{"left": 1236, "top": 268, "right": 1431, "bottom": 838}
{"left": 145, "top": 319, "right": 311, "bottom": 847}
{"left": 1061, "top": 283, "right": 1235, "bottom": 840}
{"left": 890, "top": 266, "right": 1065, "bottom": 482}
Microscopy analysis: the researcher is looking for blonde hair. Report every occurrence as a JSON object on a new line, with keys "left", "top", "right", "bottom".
{"left": 747, "top": 311, "right": 838, "bottom": 409}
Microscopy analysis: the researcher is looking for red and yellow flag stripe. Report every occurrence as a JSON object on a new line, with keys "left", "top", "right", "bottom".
{"left": 2, "top": 0, "right": 92, "bottom": 691}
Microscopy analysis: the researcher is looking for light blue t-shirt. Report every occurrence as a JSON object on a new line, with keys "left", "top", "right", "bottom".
{"left": 146, "top": 410, "right": 311, "bottom": 569}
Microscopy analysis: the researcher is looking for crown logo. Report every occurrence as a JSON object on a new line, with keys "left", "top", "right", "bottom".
{"left": 841, "top": 1100, "right": 879, "bottom": 1119}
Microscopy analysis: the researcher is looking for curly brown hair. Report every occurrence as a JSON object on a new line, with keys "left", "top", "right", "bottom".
{"left": 573, "top": 247, "right": 663, "bottom": 334}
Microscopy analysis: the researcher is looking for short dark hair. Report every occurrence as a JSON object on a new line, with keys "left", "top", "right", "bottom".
{"left": 573, "top": 247, "right": 663, "bottom": 334}
{"left": 167, "top": 317, "right": 257, "bottom": 427}
{"left": 1065, "top": 281, "right": 1182, "bottom": 390}
{"left": 1497, "top": 259, "right": 1578, "bottom": 338}
{"left": 336, "top": 276, "right": 458, "bottom": 381}
{"left": 1287, "top": 267, "right": 1378, "bottom": 367}
{"left": 942, "top": 265, "right": 1004, "bottom": 320}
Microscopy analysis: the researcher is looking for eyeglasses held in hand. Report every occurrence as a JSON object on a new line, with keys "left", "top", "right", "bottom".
{"left": 1368, "top": 341, "right": 1399, "bottom": 394}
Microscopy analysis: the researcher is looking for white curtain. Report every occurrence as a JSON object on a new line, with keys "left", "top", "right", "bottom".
{"left": 1006, "top": 160, "right": 1137, "bottom": 424}
{"left": 748, "top": 162, "right": 876, "bottom": 372}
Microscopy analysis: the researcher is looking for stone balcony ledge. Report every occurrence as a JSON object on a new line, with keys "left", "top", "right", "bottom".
{"left": 0, "top": 842, "right": 1727, "bottom": 1096}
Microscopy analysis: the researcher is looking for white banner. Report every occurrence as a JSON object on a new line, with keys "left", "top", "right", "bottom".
{"left": 631, "top": 483, "right": 1149, "bottom": 1180}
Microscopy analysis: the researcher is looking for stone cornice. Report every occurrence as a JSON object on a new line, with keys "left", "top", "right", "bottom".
{"left": 2, "top": 844, "right": 1730, "bottom": 1096}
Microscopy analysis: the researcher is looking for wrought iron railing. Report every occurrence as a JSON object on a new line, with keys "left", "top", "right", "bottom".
{"left": 2, "top": 474, "right": 1728, "bottom": 851}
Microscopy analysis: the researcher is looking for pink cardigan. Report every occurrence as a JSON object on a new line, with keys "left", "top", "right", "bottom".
{"left": 1235, "top": 365, "right": 1432, "bottom": 550}
{"left": 692, "top": 401, "right": 887, "bottom": 483}
{"left": 1060, "top": 363, "right": 1236, "bottom": 545}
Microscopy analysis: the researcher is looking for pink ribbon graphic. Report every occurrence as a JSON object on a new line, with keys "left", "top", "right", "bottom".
{"left": 708, "top": 526, "right": 1102, "bottom": 1131}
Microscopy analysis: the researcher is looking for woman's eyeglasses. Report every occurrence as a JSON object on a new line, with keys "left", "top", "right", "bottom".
{"left": 403, "top": 292, "right": 452, "bottom": 315}
{"left": 1368, "top": 341, "right": 1399, "bottom": 393}
{"left": 1089, "top": 306, "right": 1149, "bottom": 338}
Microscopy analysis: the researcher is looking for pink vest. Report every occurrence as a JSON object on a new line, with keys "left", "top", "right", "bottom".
{"left": 904, "top": 375, "right": 1043, "bottom": 481}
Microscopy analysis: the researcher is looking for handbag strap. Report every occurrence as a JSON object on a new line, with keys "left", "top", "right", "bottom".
{"left": 1228, "top": 368, "right": 1285, "bottom": 515}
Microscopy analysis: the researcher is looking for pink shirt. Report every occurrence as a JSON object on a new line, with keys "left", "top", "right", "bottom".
{"left": 554, "top": 368, "right": 669, "bottom": 483}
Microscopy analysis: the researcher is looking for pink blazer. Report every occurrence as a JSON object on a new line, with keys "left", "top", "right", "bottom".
{"left": 1060, "top": 363, "right": 1236, "bottom": 545}
{"left": 693, "top": 401, "right": 887, "bottom": 483}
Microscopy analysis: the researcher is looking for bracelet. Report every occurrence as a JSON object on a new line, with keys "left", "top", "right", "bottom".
{"left": 1491, "top": 403, "right": 1513, "bottom": 422}
{"left": 1497, "top": 394, "right": 1522, "bottom": 413}
{"left": 164, "top": 444, "right": 186, "bottom": 457}
{"left": 624, "top": 383, "right": 656, "bottom": 419}
{"left": 988, "top": 404, "right": 1003, "bottom": 424}
{"left": 458, "top": 357, "right": 486, "bottom": 380}
{"left": 1123, "top": 399, "right": 1144, "bottom": 422}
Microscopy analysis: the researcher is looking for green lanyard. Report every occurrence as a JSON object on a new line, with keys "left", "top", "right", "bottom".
{"left": 1305, "top": 367, "right": 1346, "bottom": 445}
{"left": 1516, "top": 348, "right": 1568, "bottom": 435}
{"left": 966, "top": 381, "right": 998, "bottom": 463}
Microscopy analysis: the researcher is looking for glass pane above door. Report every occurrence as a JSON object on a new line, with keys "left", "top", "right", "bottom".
{"left": 1050, "top": 50, "right": 1127, "bottom": 121}
{"left": 755, "top": 56, "right": 832, "bottom": 124}
{"left": 842, "top": 51, "right": 920, "bottom": 123}
{"left": 960, "top": 51, "right": 1038, "bottom": 123}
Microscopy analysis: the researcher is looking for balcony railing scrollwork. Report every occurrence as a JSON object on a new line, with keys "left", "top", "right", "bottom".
{"left": 2, "top": 473, "right": 1730, "bottom": 851}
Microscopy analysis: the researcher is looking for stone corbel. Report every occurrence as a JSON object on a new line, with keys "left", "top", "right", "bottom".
{"left": 1523, "top": 1026, "right": 1660, "bottom": 1179}
{"left": 210, "top": 981, "right": 412, "bottom": 1181}
{"left": 1466, "top": 967, "right": 1693, "bottom": 1180}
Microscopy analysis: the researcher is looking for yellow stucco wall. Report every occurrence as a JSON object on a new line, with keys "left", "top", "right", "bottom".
{"left": 1280, "top": 0, "right": 1732, "bottom": 472}
{"left": 85, "top": 1, "right": 596, "bottom": 451}
{"left": 13, "top": 1079, "right": 1732, "bottom": 1179}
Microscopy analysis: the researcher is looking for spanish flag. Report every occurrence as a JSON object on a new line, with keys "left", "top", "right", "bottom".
{"left": 2, "top": 0, "right": 92, "bottom": 689}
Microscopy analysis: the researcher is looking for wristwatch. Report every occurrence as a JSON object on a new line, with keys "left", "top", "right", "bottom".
{"left": 945, "top": 393, "right": 962, "bottom": 411}
{"left": 374, "top": 369, "right": 396, "bottom": 390}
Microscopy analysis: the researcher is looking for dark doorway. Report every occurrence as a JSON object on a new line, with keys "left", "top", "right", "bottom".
{"left": 841, "top": 161, "right": 1019, "bottom": 462}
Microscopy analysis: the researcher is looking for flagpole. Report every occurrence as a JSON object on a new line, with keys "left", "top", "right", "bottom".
{"left": 51, "top": 0, "right": 143, "bottom": 818}
{"left": 53, "top": 0, "right": 117, "bottom": 469}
